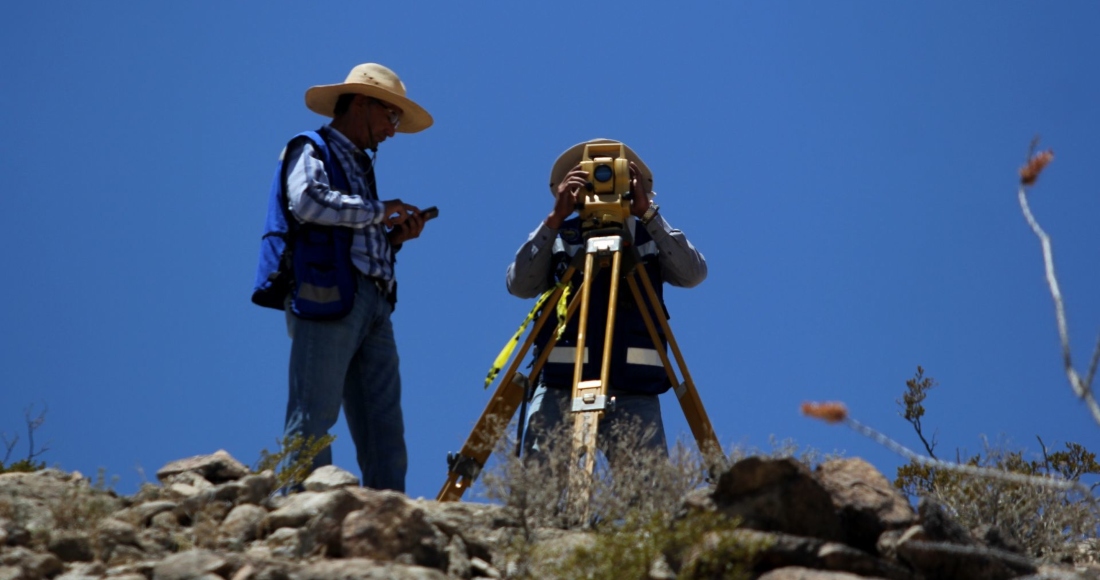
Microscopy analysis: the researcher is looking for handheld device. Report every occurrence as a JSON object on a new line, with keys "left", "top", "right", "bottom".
{"left": 420, "top": 206, "right": 439, "bottom": 221}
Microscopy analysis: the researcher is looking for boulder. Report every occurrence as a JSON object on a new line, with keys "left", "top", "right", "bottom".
{"left": 156, "top": 450, "right": 250, "bottom": 485}
{"left": 815, "top": 458, "right": 917, "bottom": 553}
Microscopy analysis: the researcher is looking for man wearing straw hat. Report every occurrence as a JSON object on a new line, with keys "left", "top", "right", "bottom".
{"left": 251, "top": 63, "right": 432, "bottom": 491}
{"left": 506, "top": 139, "right": 707, "bottom": 464}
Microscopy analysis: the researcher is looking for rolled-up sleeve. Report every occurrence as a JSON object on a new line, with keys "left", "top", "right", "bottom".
{"left": 644, "top": 213, "right": 707, "bottom": 288}
{"left": 284, "top": 140, "right": 385, "bottom": 227}
{"left": 505, "top": 221, "right": 558, "bottom": 298}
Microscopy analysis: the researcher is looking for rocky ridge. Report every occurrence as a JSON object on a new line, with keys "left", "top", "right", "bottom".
{"left": 0, "top": 450, "right": 1095, "bottom": 580}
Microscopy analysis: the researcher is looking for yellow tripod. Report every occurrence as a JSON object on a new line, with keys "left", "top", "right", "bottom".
{"left": 436, "top": 228, "right": 722, "bottom": 505}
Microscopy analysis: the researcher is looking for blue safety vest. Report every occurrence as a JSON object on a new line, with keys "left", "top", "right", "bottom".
{"left": 533, "top": 219, "right": 671, "bottom": 395}
{"left": 251, "top": 130, "right": 357, "bottom": 320}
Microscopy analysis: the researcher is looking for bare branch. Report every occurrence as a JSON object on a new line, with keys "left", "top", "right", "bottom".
{"left": 847, "top": 415, "right": 1090, "bottom": 496}
{"left": 1018, "top": 181, "right": 1100, "bottom": 426}
{"left": 1037, "top": 435, "right": 1051, "bottom": 472}
{"left": 22, "top": 404, "right": 50, "bottom": 461}
{"left": 1, "top": 433, "right": 16, "bottom": 465}
{"left": 1086, "top": 333, "right": 1100, "bottom": 392}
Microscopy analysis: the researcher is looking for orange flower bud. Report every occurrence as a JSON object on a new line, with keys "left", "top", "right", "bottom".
{"left": 801, "top": 401, "right": 848, "bottom": 424}
{"left": 1019, "top": 150, "right": 1054, "bottom": 186}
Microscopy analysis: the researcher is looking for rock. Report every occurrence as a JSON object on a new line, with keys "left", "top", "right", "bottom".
{"left": 235, "top": 472, "right": 276, "bottom": 505}
{"left": 341, "top": 490, "right": 448, "bottom": 569}
{"left": 0, "top": 547, "right": 64, "bottom": 579}
{"left": 105, "top": 544, "right": 148, "bottom": 567}
{"left": 47, "top": 530, "right": 94, "bottom": 562}
{"left": 106, "top": 560, "right": 157, "bottom": 579}
{"left": 896, "top": 536, "right": 1038, "bottom": 579}
{"left": 164, "top": 471, "right": 216, "bottom": 500}
{"left": 54, "top": 561, "right": 106, "bottom": 580}
{"left": 120, "top": 500, "right": 177, "bottom": 527}
{"left": 295, "top": 559, "right": 448, "bottom": 580}
{"left": 150, "top": 511, "right": 181, "bottom": 530}
{"left": 261, "top": 489, "right": 361, "bottom": 556}
{"left": 917, "top": 498, "right": 973, "bottom": 545}
{"left": 815, "top": 458, "right": 917, "bottom": 553}
{"left": 444, "top": 534, "right": 471, "bottom": 578}
{"left": 710, "top": 457, "right": 845, "bottom": 542}
{"left": 0, "top": 519, "right": 29, "bottom": 548}
{"left": 261, "top": 490, "right": 360, "bottom": 530}
{"left": 416, "top": 499, "right": 510, "bottom": 563}
{"left": 136, "top": 526, "right": 176, "bottom": 556}
{"left": 0, "top": 471, "right": 123, "bottom": 534}
{"left": 96, "top": 517, "right": 139, "bottom": 548}
{"left": 758, "top": 567, "right": 876, "bottom": 579}
{"left": 264, "top": 527, "right": 302, "bottom": 559}
{"left": 469, "top": 557, "right": 501, "bottom": 579}
{"left": 303, "top": 466, "right": 359, "bottom": 492}
{"left": 975, "top": 523, "right": 1026, "bottom": 555}
{"left": 152, "top": 550, "right": 231, "bottom": 580}
{"left": 156, "top": 450, "right": 250, "bottom": 485}
{"left": 219, "top": 504, "right": 267, "bottom": 547}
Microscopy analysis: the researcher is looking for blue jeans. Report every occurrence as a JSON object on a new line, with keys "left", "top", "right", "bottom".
{"left": 282, "top": 272, "right": 406, "bottom": 491}
{"left": 523, "top": 384, "right": 668, "bottom": 466}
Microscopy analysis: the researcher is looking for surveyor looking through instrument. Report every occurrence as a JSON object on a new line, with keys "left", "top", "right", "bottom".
{"left": 505, "top": 138, "right": 708, "bottom": 465}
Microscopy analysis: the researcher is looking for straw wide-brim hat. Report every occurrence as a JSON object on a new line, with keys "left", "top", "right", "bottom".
{"left": 548, "top": 138, "right": 653, "bottom": 197}
{"left": 305, "top": 63, "right": 433, "bottom": 133}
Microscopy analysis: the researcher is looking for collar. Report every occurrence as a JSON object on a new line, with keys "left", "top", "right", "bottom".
{"left": 323, "top": 124, "right": 375, "bottom": 169}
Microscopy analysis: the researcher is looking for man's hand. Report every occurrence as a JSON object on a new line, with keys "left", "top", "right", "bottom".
{"left": 546, "top": 166, "right": 586, "bottom": 229}
{"left": 388, "top": 209, "right": 426, "bottom": 246}
{"left": 381, "top": 199, "right": 420, "bottom": 228}
{"left": 628, "top": 161, "right": 651, "bottom": 218}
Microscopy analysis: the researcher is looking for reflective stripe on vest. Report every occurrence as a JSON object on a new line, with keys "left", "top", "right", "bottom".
{"left": 547, "top": 346, "right": 589, "bottom": 364}
{"left": 626, "top": 347, "right": 664, "bottom": 367}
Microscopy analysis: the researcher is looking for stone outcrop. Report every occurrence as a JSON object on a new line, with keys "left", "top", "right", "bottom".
{"left": 0, "top": 452, "right": 1096, "bottom": 579}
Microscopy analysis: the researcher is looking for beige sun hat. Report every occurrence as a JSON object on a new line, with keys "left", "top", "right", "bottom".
{"left": 548, "top": 138, "right": 653, "bottom": 196}
{"left": 304, "top": 63, "right": 433, "bottom": 133}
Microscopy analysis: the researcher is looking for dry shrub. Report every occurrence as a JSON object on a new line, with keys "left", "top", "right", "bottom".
{"left": 51, "top": 469, "right": 118, "bottom": 533}
{"left": 898, "top": 439, "right": 1100, "bottom": 563}
{"left": 255, "top": 433, "right": 335, "bottom": 493}
{"left": 552, "top": 510, "right": 759, "bottom": 580}
{"left": 725, "top": 434, "right": 840, "bottom": 469}
{"left": 477, "top": 415, "right": 709, "bottom": 532}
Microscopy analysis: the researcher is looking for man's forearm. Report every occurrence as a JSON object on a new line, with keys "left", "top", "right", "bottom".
{"left": 285, "top": 141, "right": 384, "bottom": 228}
{"left": 646, "top": 213, "right": 708, "bottom": 288}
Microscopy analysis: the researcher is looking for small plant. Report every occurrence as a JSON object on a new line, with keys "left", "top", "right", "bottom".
{"left": 254, "top": 433, "right": 336, "bottom": 492}
{"left": 51, "top": 468, "right": 119, "bottom": 532}
{"left": 553, "top": 510, "right": 760, "bottom": 580}
{"left": 1, "top": 404, "right": 50, "bottom": 474}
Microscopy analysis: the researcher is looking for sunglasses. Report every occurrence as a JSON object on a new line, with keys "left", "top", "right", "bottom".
{"left": 371, "top": 99, "right": 401, "bottom": 130}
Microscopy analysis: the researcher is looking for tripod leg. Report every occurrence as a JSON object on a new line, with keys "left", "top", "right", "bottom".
{"left": 631, "top": 267, "right": 725, "bottom": 467}
{"left": 566, "top": 251, "right": 598, "bottom": 520}
{"left": 437, "top": 270, "right": 577, "bottom": 502}
{"left": 568, "top": 244, "right": 626, "bottom": 520}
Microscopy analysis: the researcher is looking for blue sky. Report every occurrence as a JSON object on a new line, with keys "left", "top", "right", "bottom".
{"left": 2, "top": 2, "right": 1099, "bottom": 500}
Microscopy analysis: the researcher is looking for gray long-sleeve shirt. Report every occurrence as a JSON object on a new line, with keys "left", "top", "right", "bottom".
{"left": 505, "top": 213, "right": 707, "bottom": 298}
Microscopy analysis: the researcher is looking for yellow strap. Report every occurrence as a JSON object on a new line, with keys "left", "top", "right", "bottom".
{"left": 484, "top": 282, "right": 569, "bottom": 388}
{"left": 556, "top": 284, "right": 571, "bottom": 338}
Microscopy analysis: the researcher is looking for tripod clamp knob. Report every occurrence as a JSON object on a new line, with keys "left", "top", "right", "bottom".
{"left": 446, "top": 452, "right": 482, "bottom": 482}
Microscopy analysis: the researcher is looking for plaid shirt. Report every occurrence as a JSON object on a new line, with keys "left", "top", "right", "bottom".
{"left": 284, "top": 126, "right": 396, "bottom": 287}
